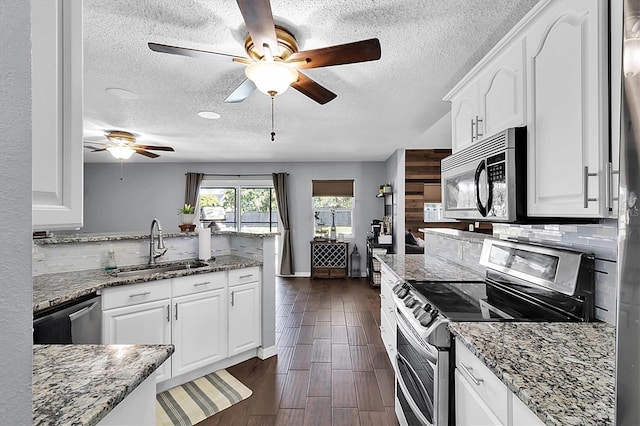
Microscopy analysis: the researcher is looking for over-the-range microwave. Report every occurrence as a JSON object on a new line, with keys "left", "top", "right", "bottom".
{"left": 441, "top": 127, "right": 526, "bottom": 222}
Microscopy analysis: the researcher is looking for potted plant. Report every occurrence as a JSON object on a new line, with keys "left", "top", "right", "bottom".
{"left": 177, "top": 203, "right": 195, "bottom": 224}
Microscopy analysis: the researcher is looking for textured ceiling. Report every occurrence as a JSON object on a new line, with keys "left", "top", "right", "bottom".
{"left": 83, "top": 0, "right": 540, "bottom": 163}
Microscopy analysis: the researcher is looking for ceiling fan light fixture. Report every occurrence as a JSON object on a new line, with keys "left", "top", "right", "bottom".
{"left": 107, "top": 145, "right": 135, "bottom": 160}
{"left": 245, "top": 61, "right": 298, "bottom": 96}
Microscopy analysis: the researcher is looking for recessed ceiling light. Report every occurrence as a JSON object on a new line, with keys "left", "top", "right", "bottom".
{"left": 197, "top": 111, "right": 221, "bottom": 120}
{"left": 105, "top": 87, "right": 138, "bottom": 100}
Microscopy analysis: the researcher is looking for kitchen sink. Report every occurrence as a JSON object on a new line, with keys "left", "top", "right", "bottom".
{"left": 110, "top": 260, "right": 210, "bottom": 278}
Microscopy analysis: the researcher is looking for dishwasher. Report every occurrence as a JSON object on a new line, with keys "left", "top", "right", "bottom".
{"left": 33, "top": 293, "right": 102, "bottom": 344}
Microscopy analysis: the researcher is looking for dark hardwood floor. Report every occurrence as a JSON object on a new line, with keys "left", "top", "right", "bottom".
{"left": 198, "top": 276, "right": 398, "bottom": 426}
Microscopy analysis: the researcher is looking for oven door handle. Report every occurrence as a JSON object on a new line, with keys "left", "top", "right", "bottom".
{"left": 396, "top": 353, "right": 434, "bottom": 426}
{"left": 474, "top": 159, "right": 492, "bottom": 217}
{"left": 396, "top": 311, "right": 438, "bottom": 364}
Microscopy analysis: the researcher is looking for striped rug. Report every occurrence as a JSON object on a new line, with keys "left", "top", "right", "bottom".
{"left": 156, "top": 369, "right": 253, "bottom": 426}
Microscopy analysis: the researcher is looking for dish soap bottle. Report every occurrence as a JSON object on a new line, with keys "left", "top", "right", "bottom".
{"left": 105, "top": 249, "right": 117, "bottom": 271}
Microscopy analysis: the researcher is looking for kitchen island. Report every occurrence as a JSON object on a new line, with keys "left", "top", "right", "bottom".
{"left": 33, "top": 344, "right": 174, "bottom": 426}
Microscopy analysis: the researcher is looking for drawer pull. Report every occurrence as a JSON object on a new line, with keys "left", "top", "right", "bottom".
{"left": 459, "top": 363, "right": 484, "bottom": 386}
{"left": 239, "top": 274, "right": 253, "bottom": 279}
{"left": 129, "top": 291, "right": 151, "bottom": 298}
{"left": 193, "top": 281, "right": 211, "bottom": 287}
{"left": 231, "top": 291, "right": 235, "bottom": 306}
{"left": 166, "top": 305, "right": 170, "bottom": 322}
{"left": 175, "top": 303, "right": 178, "bottom": 320}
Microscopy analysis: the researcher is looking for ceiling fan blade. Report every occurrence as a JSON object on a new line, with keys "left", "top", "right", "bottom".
{"left": 148, "top": 42, "right": 251, "bottom": 64}
{"left": 236, "top": 0, "right": 279, "bottom": 56}
{"left": 134, "top": 149, "right": 160, "bottom": 158}
{"left": 133, "top": 145, "right": 175, "bottom": 152}
{"left": 224, "top": 79, "right": 257, "bottom": 103}
{"left": 83, "top": 145, "right": 107, "bottom": 152}
{"left": 287, "top": 38, "right": 381, "bottom": 70}
{"left": 291, "top": 72, "right": 337, "bottom": 105}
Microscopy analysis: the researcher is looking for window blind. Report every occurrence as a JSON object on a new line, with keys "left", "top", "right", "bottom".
{"left": 312, "top": 180, "right": 354, "bottom": 197}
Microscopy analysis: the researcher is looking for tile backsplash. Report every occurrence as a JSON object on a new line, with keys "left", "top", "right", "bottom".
{"left": 33, "top": 235, "right": 236, "bottom": 276}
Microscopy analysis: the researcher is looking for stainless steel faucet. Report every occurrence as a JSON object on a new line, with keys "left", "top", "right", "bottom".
{"left": 149, "top": 218, "right": 167, "bottom": 264}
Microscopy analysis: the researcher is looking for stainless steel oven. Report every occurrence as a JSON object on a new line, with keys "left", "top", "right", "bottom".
{"left": 390, "top": 238, "right": 595, "bottom": 425}
{"left": 395, "top": 306, "right": 449, "bottom": 426}
{"left": 441, "top": 127, "right": 526, "bottom": 222}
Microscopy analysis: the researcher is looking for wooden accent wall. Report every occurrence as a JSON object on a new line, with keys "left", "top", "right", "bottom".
{"left": 404, "top": 149, "right": 492, "bottom": 238}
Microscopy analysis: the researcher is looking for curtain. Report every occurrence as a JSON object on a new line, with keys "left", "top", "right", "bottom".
{"left": 184, "top": 172, "right": 204, "bottom": 208}
{"left": 273, "top": 172, "right": 294, "bottom": 275}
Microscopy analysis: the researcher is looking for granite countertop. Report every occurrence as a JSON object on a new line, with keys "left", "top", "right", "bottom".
{"left": 33, "top": 344, "right": 174, "bottom": 426}
{"left": 450, "top": 322, "right": 615, "bottom": 426}
{"left": 376, "top": 253, "right": 484, "bottom": 282}
{"left": 33, "top": 255, "right": 261, "bottom": 313}
{"left": 33, "top": 230, "right": 278, "bottom": 245}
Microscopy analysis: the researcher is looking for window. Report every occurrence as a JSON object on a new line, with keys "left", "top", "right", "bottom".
{"left": 312, "top": 180, "right": 354, "bottom": 238}
{"left": 200, "top": 182, "right": 278, "bottom": 232}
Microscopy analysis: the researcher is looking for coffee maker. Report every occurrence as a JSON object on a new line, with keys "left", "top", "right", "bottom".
{"left": 371, "top": 219, "right": 382, "bottom": 242}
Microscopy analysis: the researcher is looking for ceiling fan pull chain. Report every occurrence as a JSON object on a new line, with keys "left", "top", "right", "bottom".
{"left": 271, "top": 95, "right": 276, "bottom": 142}
{"left": 120, "top": 159, "right": 124, "bottom": 181}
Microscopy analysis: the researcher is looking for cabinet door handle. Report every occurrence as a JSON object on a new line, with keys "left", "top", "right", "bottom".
{"left": 239, "top": 274, "right": 253, "bottom": 279}
{"left": 475, "top": 115, "right": 483, "bottom": 139}
{"left": 129, "top": 291, "right": 151, "bottom": 298}
{"left": 459, "top": 363, "right": 484, "bottom": 386}
{"left": 583, "top": 166, "right": 598, "bottom": 208}
{"left": 174, "top": 303, "right": 178, "bottom": 320}
{"left": 231, "top": 291, "right": 235, "bottom": 306}
{"left": 606, "top": 162, "right": 620, "bottom": 209}
{"left": 193, "top": 281, "right": 210, "bottom": 287}
{"left": 166, "top": 305, "right": 170, "bottom": 322}
{"left": 471, "top": 119, "right": 476, "bottom": 141}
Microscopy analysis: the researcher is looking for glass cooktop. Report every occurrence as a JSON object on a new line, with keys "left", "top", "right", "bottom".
{"left": 407, "top": 280, "right": 582, "bottom": 322}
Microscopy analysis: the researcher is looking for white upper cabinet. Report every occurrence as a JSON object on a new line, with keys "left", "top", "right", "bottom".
{"left": 445, "top": 25, "right": 526, "bottom": 153}
{"left": 525, "top": 0, "right": 608, "bottom": 217}
{"left": 478, "top": 40, "right": 525, "bottom": 138}
{"left": 31, "top": 0, "right": 84, "bottom": 231}
{"left": 444, "top": 0, "right": 609, "bottom": 218}
{"left": 450, "top": 82, "right": 480, "bottom": 152}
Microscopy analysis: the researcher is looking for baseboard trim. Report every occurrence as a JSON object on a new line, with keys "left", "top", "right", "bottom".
{"left": 257, "top": 345, "right": 277, "bottom": 359}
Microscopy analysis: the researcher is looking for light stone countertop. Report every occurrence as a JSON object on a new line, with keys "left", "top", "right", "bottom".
{"left": 33, "top": 230, "right": 278, "bottom": 245}
{"left": 33, "top": 255, "right": 261, "bottom": 313}
{"left": 33, "top": 344, "right": 174, "bottom": 426}
{"left": 376, "top": 253, "right": 484, "bottom": 282}
{"left": 450, "top": 322, "right": 615, "bottom": 426}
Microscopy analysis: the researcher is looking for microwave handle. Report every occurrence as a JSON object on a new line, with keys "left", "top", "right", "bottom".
{"left": 474, "top": 160, "right": 491, "bottom": 217}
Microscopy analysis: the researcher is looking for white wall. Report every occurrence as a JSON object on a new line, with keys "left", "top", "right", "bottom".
{"left": 0, "top": 0, "right": 33, "bottom": 422}
{"left": 84, "top": 161, "right": 386, "bottom": 275}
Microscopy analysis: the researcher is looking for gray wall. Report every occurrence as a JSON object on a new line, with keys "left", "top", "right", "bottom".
{"left": 0, "top": 0, "right": 33, "bottom": 422}
{"left": 84, "top": 161, "right": 386, "bottom": 275}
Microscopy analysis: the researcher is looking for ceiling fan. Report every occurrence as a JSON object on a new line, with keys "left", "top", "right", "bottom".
{"left": 147, "top": 0, "right": 382, "bottom": 105}
{"left": 84, "top": 130, "right": 175, "bottom": 160}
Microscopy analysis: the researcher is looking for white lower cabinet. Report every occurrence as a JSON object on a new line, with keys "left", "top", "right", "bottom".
{"left": 455, "top": 369, "right": 503, "bottom": 426}
{"left": 102, "top": 282, "right": 172, "bottom": 382}
{"left": 228, "top": 282, "right": 260, "bottom": 356}
{"left": 102, "top": 268, "right": 261, "bottom": 385}
{"left": 455, "top": 339, "right": 542, "bottom": 426}
{"left": 172, "top": 288, "right": 227, "bottom": 376}
{"left": 379, "top": 263, "right": 399, "bottom": 364}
